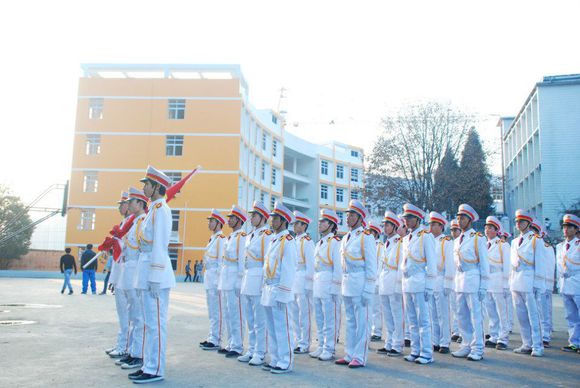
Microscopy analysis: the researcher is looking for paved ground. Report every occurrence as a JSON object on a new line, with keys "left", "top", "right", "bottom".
{"left": 0, "top": 277, "right": 579, "bottom": 387}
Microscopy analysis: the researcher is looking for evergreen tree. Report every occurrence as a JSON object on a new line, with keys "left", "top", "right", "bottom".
{"left": 457, "top": 129, "right": 493, "bottom": 219}
{"left": 432, "top": 147, "right": 461, "bottom": 217}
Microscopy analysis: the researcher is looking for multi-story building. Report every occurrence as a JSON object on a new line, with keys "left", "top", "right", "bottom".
{"left": 498, "top": 74, "right": 580, "bottom": 236}
{"left": 66, "top": 64, "right": 364, "bottom": 274}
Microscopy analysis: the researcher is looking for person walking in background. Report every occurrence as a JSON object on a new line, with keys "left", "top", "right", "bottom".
{"left": 60, "top": 247, "right": 77, "bottom": 295}
{"left": 81, "top": 243, "right": 98, "bottom": 295}
{"left": 185, "top": 260, "right": 193, "bottom": 282}
{"left": 195, "top": 260, "right": 203, "bottom": 282}
{"left": 100, "top": 253, "right": 113, "bottom": 294}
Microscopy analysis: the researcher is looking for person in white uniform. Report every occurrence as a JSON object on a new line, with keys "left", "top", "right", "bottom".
{"left": 530, "top": 219, "right": 555, "bottom": 348}
{"left": 500, "top": 230, "right": 515, "bottom": 334}
{"left": 309, "top": 209, "right": 342, "bottom": 362}
{"left": 290, "top": 211, "right": 315, "bottom": 354}
{"left": 451, "top": 204, "right": 489, "bottom": 362}
{"left": 115, "top": 188, "right": 148, "bottom": 370}
{"left": 200, "top": 209, "right": 226, "bottom": 351}
{"left": 556, "top": 214, "right": 580, "bottom": 353}
{"left": 261, "top": 201, "right": 297, "bottom": 374}
{"left": 428, "top": 211, "right": 455, "bottom": 354}
{"left": 218, "top": 205, "right": 247, "bottom": 358}
{"left": 107, "top": 192, "right": 132, "bottom": 360}
{"left": 129, "top": 166, "right": 176, "bottom": 384}
{"left": 367, "top": 221, "right": 385, "bottom": 343}
{"left": 377, "top": 212, "right": 405, "bottom": 357}
{"left": 399, "top": 204, "right": 437, "bottom": 365}
{"left": 483, "top": 216, "right": 511, "bottom": 351}
{"left": 335, "top": 200, "right": 377, "bottom": 369}
{"left": 238, "top": 201, "right": 272, "bottom": 366}
{"left": 509, "top": 209, "right": 546, "bottom": 357}
{"left": 449, "top": 219, "right": 462, "bottom": 343}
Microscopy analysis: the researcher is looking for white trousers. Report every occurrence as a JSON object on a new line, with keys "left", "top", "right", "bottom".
{"left": 125, "top": 289, "right": 144, "bottom": 358}
{"left": 535, "top": 291, "right": 552, "bottom": 342}
{"left": 242, "top": 294, "right": 266, "bottom": 358}
{"left": 142, "top": 288, "right": 170, "bottom": 377}
{"left": 404, "top": 292, "right": 432, "bottom": 359}
{"left": 264, "top": 303, "right": 294, "bottom": 370}
{"left": 371, "top": 291, "right": 383, "bottom": 337}
{"left": 222, "top": 289, "right": 243, "bottom": 353}
{"left": 485, "top": 292, "right": 509, "bottom": 345}
{"left": 449, "top": 290, "right": 460, "bottom": 336}
{"left": 430, "top": 291, "right": 451, "bottom": 347}
{"left": 205, "top": 288, "right": 223, "bottom": 346}
{"left": 313, "top": 296, "right": 339, "bottom": 353}
{"left": 343, "top": 296, "right": 371, "bottom": 365}
{"left": 562, "top": 294, "right": 580, "bottom": 347}
{"left": 290, "top": 291, "right": 313, "bottom": 350}
{"left": 512, "top": 291, "right": 542, "bottom": 352}
{"left": 381, "top": 294, "right": 404, "bottom": 352}
{"left": 114, "top": 288, "right": 130, "bottom": 353}
{"left": 456, "top": 292, "right": 484, "bottom": 357}
{"left": 506, "top": 291, "right": 514, "bottom": 332}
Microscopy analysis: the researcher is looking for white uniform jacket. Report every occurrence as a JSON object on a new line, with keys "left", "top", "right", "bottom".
{"left": 486, "top": 236, "right": 511, "bottom": 293}
{"left": 202, "top": 230, "right": 225, "bottom": 290}
{"left": 261, "top": 230, "right": 297, "bottom": 306}
{"left": 401, "top": 226, "right": 437, "bottom": 293}
{"left": 313, "top": 233, "right": 342, "bottom": 299}
{"left": 509, "top": 231, "right": 546, "bottom": 293}
{"left": 378, "top": 235, "right": 403, "bottom": 295}
{"left": 218, "top": 229, "right": 247, "bottom": 291}
{"left": 241, "top": 225, "right": 272, "bottom": 296}
{"left": 340, "top": 226, "right": 377, "bottom": 297}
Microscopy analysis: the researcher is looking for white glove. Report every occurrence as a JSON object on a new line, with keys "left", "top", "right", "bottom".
{"left": 276, "top": 301, "right": 285, "bottom": 310}
{"left": 424, "top": 289, "right": 433, "bottom": 302}
{"left": 478, "top": 290, "right": 486, "bottom": 302}
{"left": 148, "top": 281, "right": 160, "bottom": 298}
{"left": 443, "top": 288, "right": 451, "bottom": 297}
{"left": 361, "top": 292, "right": 373, "bottom": 307}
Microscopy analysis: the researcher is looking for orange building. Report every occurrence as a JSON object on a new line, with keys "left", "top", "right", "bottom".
{"left": 66, "top": 64, "right": 364, "bottom": 274}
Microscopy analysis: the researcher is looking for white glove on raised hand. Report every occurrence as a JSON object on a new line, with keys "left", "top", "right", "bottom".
{"left": 478, "top": 290, "right": 486, "bottom": 302}
{"left": 424, "top": 289, "right": 433, "bottom": 302}
{"left": 361, "top": 292, "right": 373, "bottom": 307}
{"left": 148, "top": 281, "right": 160, "bottom": 298}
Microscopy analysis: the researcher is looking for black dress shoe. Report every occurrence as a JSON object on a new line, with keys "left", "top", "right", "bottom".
{"left": 439, "top": 346, "right": 450, "bottom": 354}
{"left": 404, "top": 339, "right": 411, "bottom": 347}
{"left": 370, "top": 335, "right": 382, "bottom": 342}
{"left": 199, "top": 340, "right": 208, "bottom": 347}
{"left": 128, "top": 369, "right": 144, "bottom": 380}
{"left": 218, "top": 348, "right": 229, "bottom": 354}
{"left": 61, "top": 289, "right": 65, "bottom": 294}
{"left": 201, "top": 342, "right": 219, "bottom": 350}
{"left": 485, "top": 334, "right": 491, "bottom": 340}
{"left": 451, "top": 334, "right": 460, "bottom": 342}
{"left": 496, "top": 343, "right": 508, "bottom": 350}
{"left": 543, "top": 341, "right": 551, "bottom": 348}
{"left": 433, "top": 345, "right": 440, "bottom": 352}
{"left": 376, "top": 347, "right": 390, "bottom": 354}
{"left": 225, "top": 350, "right": 242, "bottom": 358}
{"left": 132, "top": 373, "right": 163, "bottom": 384}
{"left": 485, "top": 340, "right": 497, "bottom": 348}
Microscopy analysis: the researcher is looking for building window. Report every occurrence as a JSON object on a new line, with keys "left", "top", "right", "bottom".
{"left": 336, "top": 188, "right": 344, "bottom": 203}
{"left": 351, "top": 150, "right": 359, "bottom": 158}
{"left": 337, "top": 211, "right": 344, "bottom": 225}
{"left": 336, "top": 164, "right": 344, "bottom": 179}
{"left": 351, "top": 191, "right": 359, "bottom": 200}
{"left": 261, "top": 161, "right": 266, "bottom": 181}
{"left": 262, "top": 133, "right": 268, "bottom": 151}
{"left": 88, "top": 98, "right": 103, "bottom": 119}
{"left": 272, "top": 168, "right": 277, "bottom": 186}
{"left": 320, "top": 185, "right": 328, "bottom": 200}
{"left": 272, "top": 139, "right": 278, "bottom": 157}
{"left": 168, "top": 99, "right": 186, "bottom": 120}
{"left": 83, "top": 171, "right": 98, "bottom": 193}
{"left": 253, "top": 156, "right": 259, "bottom": 178}
{"left": 166, "top": 135, "right": 184, "bottom": 156}
{"left": 270, "top": 196, "right": 277, "bottom": 209}
{"left": 321, "top": 160, "right": 329, "bottom": 176}
{"left": 169, "top": 248, "right": 178, "bottom": 271}
{"left": 165, "top": 172, "right": 182, "bottom": 185}
{"left": 272, "top": 114, "right": 278, "bottom": 124}
{"left": 85, "top": 134, "right": 101, "bottom": 155}
{"left": 260, "top": 191, "right": 266, "bottom": 202}
{"left": 79, "top": 209, "right": 96, "bottom": 231}
{"left": 171, "top": 210, "right": 180, "bottom": 232}
{"left": 351, "top": 168, "right": 359, "bottom": 183}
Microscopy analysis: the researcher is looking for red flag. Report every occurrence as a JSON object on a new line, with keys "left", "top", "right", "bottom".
{"left": 166, "top": 166, "right": 201, "bottom": 202}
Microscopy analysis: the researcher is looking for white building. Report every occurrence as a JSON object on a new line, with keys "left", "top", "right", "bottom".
{"left": 499, "top": 74, "right": 580, "bottom": 236}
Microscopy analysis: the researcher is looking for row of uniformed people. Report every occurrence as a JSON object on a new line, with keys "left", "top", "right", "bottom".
{"left": 105, "top": 166, "right": 175, "bottom": 385}
{"left": 198, "top": 199, "right": 580, "bottom": 373}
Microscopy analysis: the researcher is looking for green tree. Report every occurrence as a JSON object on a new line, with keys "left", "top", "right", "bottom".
{"left": 457, "top": 129, "right": 493, "bottom": 219}
{"left": 432, "top": 147, "right": 461, "bottom": 217}
{"left": 0, "top": 185, "right": 34, "bottom": 260}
